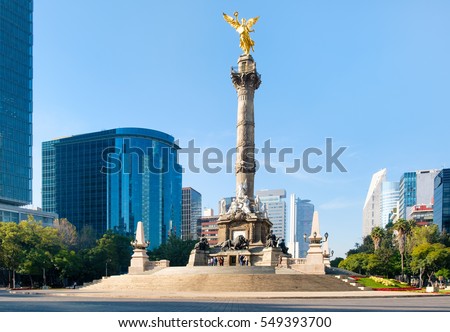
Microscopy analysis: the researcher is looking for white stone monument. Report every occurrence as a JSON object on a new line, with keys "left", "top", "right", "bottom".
{"left": 128, "top": 221, "right": 151, "bottom": 274}
{"left": 294, "top": 211, "right": 326, "bottom": 274}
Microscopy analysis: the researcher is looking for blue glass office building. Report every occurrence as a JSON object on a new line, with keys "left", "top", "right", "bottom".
{"left": 42, "top": 128, "right": 182, "bottom": 248}
{"left": 398, "top": 172, "right": 416, "bottom": 219}
{"left": 0, "top": 0, "right": 33, "bottom": 206}
{"left": 295, "top": 198, "right": 314, "bottom": 258}
{"left": 434, "top": 169, "right": 450, "bottom": 233}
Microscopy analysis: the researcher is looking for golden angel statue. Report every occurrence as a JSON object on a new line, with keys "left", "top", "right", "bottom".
{"left": 223, "top": 12, "right": 260, "bottom": 55}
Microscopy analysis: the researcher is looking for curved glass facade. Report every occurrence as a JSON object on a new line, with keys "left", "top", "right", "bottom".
{"left": 0, "top": 0, "right": 33, "bottom": 206}
{"left": 42, "top": 128, "right": 182, "bottom": 248}
{"left": 434, "top": 169, "right": 450, "bottom": 233}
{"left": 381, "top": 181, "right": 399, "bottom": 227}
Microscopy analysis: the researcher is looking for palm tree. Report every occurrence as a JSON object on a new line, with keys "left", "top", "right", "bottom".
{"left": 393, "top": 219, "right": 414, "bottom": 280}
{"left": 371, "top": 227, "right": 384, "bottom": 251}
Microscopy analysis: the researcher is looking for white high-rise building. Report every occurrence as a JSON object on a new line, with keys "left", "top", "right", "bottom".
{"left": 288, "top": 194, "right": 314, "bottom": 258}
{"left": 362, "top": 169, "right": 387, "bottom": 237}
{"left": 399, "top": 169, "right": 440, "bottom": 220}
{"left": 381, "top": 181, "right": 400, "bottom": 227}
{"left": 256, "top": 189, "right": 286, "bottom": 240}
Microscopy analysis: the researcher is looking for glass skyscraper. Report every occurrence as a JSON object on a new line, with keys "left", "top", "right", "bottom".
{"left": 381, "top": 181, "right": 399, "bottom": 226}
{"left": 399, "top": 170, "right": 439, "bottom": 220}
{"left": 288, "top": 194, "right": 314, "bottom": 258}
{"left": 42, "top": 128, "right": 182, "bottom": 248}
{"left": 434, "top": 169, "right": 450, "bottom": 233}
{"left": 0, "top": 0, "right": 33, "bottom": 206}
{"left": 256, "top": 189, "right": 287, "bottom": 240}
{"left": 181, "top": 187, "right": 202, "bottom": 240}
{"left": 398, "top": 172, "right": 416, "bottom": 220}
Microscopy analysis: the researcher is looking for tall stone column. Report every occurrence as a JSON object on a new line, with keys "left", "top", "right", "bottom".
{"left": 217, "top": 54, "right": 270, "bottom": 248}
{"left": 231, "top": 54, "right": 261, "bottom": 200}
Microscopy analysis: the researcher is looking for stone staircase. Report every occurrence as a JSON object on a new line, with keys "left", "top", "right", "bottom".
{"left": 80, "top": 266, "right": 362, "bottom": 292}
{"left": 333, "top": 275, "right": 371, "bottom": 291}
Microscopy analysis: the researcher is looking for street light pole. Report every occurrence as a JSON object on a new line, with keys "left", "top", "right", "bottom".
{"left": 105, "top": 258, "right": 111, "bottom": 277}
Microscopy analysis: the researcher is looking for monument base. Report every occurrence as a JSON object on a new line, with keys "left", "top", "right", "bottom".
{"left": 187, "top": 246, "right": 290, "bottom": 267}
{"left": 128, "top": 248, "right": 151, "bottom": 274}
{"left": 129, "top": 249, "right": 170, "bottom": 274}
{"left": 217, "top": 213, "right": 272, "bottom": 247}
{"left": 290, "top": 243, "right": 325, "bottom": 275}
{"left": 187, "top": 250, "right": 210, "bottom": 267}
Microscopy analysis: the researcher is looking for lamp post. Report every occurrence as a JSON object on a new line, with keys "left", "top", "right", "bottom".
{"left": 105, "top": 258, "right": 111, "bottom": 277}
{"left": 304, "top": 231, "right": 328, "bottom": 244}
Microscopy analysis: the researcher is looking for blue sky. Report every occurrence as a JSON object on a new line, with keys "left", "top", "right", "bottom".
{"left": 32, "top": 0, "right": 450, "bottom": 257}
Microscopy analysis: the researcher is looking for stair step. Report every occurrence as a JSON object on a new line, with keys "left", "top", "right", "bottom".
{"left": 81, "top": 272, "right": 362, "bottom": 292}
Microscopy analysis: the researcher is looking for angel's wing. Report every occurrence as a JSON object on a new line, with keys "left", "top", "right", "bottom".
{"left": 223, "top": 13, "right": 240, "bottom": 30}
{"left": 246, "top": 16, "right": 260, "bottom": 29}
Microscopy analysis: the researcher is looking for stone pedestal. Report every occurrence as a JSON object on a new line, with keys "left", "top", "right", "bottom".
{"left": 128, "top": 248, "right": 152, "bottom": 274}
{"left": 261, "top": 247, "right": 283, "bottom": 266}
{"left": 304, "top": 242, "right": 326, "bottom": 274}
{"left": 187, "top": 250, "right": 210, "bottom": 267}
{"left": 217, "top": 213, "right": 272, "bottom": 246}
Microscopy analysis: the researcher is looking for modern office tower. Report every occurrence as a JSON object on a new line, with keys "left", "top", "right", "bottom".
{"left": 0, "top": 1, "right": 55, "bottom": 224}
{"left": 398, "top": 169, "right": 439, "bottom": 220}
{"left": 381, "top": 181, "right": 399, "bottom": 227}
{"left": 0, "top": 0, "right": 33, "bottom": 207}
{"left": 256, "top": 189, "right": 286, "bottom": 239}
{"left": 181, "top": 187, "right": 202, "bottom": 240}
{"left": 199, "top": 214, "right": 219, "bottom": 245}
{"left": 362, "top": 169, "right": 386, "bottom": 237}
{"left": 42, "top": 128, "right": 182, "bottom": 248}
{"left": 434, "top": 169, "right": 450, "bottom": 233}
{"left": 409, "top": 204, "right": 433, "bottom": 226}
{"left": 288, "top": 194, "right": 314, "bottom": 258}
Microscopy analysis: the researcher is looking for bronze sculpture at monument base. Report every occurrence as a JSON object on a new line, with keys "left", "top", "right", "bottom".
{"left": 187, "top": 245, "right": 290, "bottom": 268}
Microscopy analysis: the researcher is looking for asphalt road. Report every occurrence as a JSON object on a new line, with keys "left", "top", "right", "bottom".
{"left": 0, "top": 290, "right": 449, "bottom": 312}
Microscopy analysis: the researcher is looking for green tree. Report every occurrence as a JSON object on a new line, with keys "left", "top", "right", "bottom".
{"left": 371, "top": 227, "right": 385, "bottom": 251}
{"left": 338, "top": 253, "right": 370, "bottom": 274}
{"left": 17, "top": 221, "right": 62, "bottom": 286}
{"left": 53, "top": 219, "right": 78, "bottom": 249}
{"left": 392, "top": 219, "right": 414, "bottom": 279}
{"left": 0, "top": 222, "right": 25, "bottom": 288}
{"left": 410, "top": 243, "right": 450, "bottom": 287}
{"left": 407, "top": 224, "right": 440, "bottom": 253}
{"left": 330, "top": 257, "right": 344, "bottom": 268}
{"left": 53, "top": 249, "right": 83, "bottom": 286}
{"left": 80, "top": 231, "right": 133, "bottom": 281}
{"left": 346, "top": 235, "right": 374, "bottom": 256}
{"left": 147, "top": 235, "right": 197, "bottom": 266}
{"left": 77, "top": 225, "right": 97, "bottom": 250}
{"left": 374, "top": 247, "right": 399, "bottom": 278}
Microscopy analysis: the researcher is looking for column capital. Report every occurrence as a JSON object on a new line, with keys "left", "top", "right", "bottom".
{"left": 231, "top": 70, "right": 261, "bottom": 91}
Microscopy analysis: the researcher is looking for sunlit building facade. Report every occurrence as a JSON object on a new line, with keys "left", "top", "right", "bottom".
{"left": 434, "top": 169, "right": 450, "bottom": 233}
{"left": 288, "top": 194, "right": 314, "bottom": 258}
{"left": 42, "top": 128, "right": 182, "bottom": 248}
{"left": 0, "top": 0, "right": 33, "bottom": 206}
{"left": 256, "top": 189, "right": 286, "bottom": 240}
{"left": 181, "top": 187, "right": 202, "bottom": 240}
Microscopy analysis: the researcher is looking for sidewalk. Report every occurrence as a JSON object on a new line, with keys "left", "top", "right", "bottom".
{"left": 10, "top": 288, "right": 447, "bottom": 300}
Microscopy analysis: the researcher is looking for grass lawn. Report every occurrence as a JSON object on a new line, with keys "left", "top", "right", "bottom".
{"left": 356, "top": 277, "right": 410, "bottom": 289}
